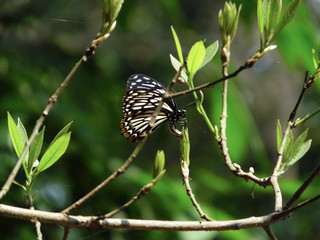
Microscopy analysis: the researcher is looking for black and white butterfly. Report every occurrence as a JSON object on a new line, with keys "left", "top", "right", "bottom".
{"left": 120, "top": 74, "right": 186, "bottom": 142}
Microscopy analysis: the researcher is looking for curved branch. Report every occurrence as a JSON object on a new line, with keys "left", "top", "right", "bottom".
{"left": 0, "top": 202, "right": 316, "bottom": 231}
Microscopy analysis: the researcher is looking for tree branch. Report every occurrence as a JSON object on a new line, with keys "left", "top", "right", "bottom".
{"left": 0, "top": 201, "right": 318, "bottom": 231}
{"left": 284, "top": 163, "right": 320, "bottom": 210}
{"left": 181, "top": 161, "right": 214, "bottom": 221}
{"left": 103, "top": 172, "right": 164, "bottom": 218}
{"left": 263, "top": 225, "right": 277, "bottom": 240}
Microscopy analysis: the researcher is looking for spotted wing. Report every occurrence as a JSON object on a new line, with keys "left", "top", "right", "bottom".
{"left": 121, "top": 89, "right": 168, "bottom": 142}
{"left": 120, "top": 74, "right": 184, "bottom": 142}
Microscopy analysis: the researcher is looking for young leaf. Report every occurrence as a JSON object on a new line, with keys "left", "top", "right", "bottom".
{"left": 271, "top": 0, "right": 301, "bottom": 43}
{"left": 276, "top": 119, "right": 282, "bottom": 151}
{"left": 171, "top": 26, "right": 184, "bottom": 64}
{"left": 257, "top": 0, "right": 265, "bottom": 46}
{"left": 48, "top": 122, "right": 73, "bottom": 148}
{"left": 153, "top": 150, "right": 165, "bottom": 178}
{"left": 7, "top": 112, "right": 24, "bottom": 157}
{"left": 312, "top": 49, "right": 320, "bottom": 70}
{"left": 264, "top": 0, "right": 272, "bottom": 41}
{"left": 28, "top": 126, "right": 45, "bottom": 172}
{"left": 231, "top": 4, "right": 242, "bottom": 42}
{"left": 37, "top": 132, "right": 71, "bottom": 173}
{"left": 17, "top": 119, "right": 28, "bottom": 145}
{"left": 287, "top": 139, "right": 312, "bottom": 167}
{"left": 283, "top": 129, "right": 293, "bottom": 162}
{"left": 292, "top": 129, "right": 308, "bottom": 151}
{"left": 187, "top": 41, "right": 206, "bottom": 77}
{"left": 267, "top": 0, "right": 282, "bottom": 43}
{"left": 199, "top": 41, "right": 219, "bottom": 70}
{"left": 179, "top": 127, "right": 190, "bottom": 167}
{"left": 169, "top": 54, "right": 189, "bottom": 82}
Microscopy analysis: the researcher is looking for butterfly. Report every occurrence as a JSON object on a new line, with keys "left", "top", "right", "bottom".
{"left": 120, "top": 74, "right": 186, "bottom": 142}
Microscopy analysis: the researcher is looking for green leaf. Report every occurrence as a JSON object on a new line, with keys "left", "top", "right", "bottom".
{"left": 289, "top": 129, "right": 310, "bottom": 165}
{"left": 171, "top": 26, "right": 184, "bottom": 64}
{"left": 283, "top": 129, "right": 293, "bottom": 162}
{"left": 257, "top": 0, "right": 265, "bottom": 46}
{"left": 7, "top": 112, "right": 24, "bottom": 158}
{"left": 48, "top": 122, "right": 73, "bottom": 148}
{"left": 199, "top": 41, "right": 219, "bottom": 70}
{"left": 103, "top": 0, "right": 124, "bottom": 24}
{"left": 37, "top": 132, "right": 71, "bottom": 173}
{"left": 28, "top": 126, "right": 45, "bottom": 172}
{"left": 276, "top": 119, "right": 282, "bottom": 151}
{"left": 312, "top": 49, "right": 319, "bottom": 70}
{"left": 153, "top": 150, "right": 165, "bottom": 178}
{"left": 231, "top": 4, "right": 241, "bottom": 41}
{"left": 169, "top": 54, "right": 189, "bottom": 83}
{"left": 288, "top": 139, "right": 312, "bottom": 167}
{"left": 267, "top": 0, "right": 282, "bottom": 43}
{"left": 271, "top": 0, "right": 301, "bottom": 43}
{"left": 17, "top": 118, "right": 29, "bottom": 171}
{"left": 264, "top": 0, "right": 272, "bottom": 41}
{"left": 17, "top": 119, "right": 28, "bottom": 145}
{"left": 292, "top": 129, "right": 308, "bottom": 150}
{"left": 187, "top": 41, "right": 206, "bottom": 78}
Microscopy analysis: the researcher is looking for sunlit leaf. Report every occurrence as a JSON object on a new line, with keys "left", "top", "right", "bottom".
{"left": 271, "top": 0, "right": 301, "bottom": 43}
{"left": 231, "top": 4, "right": 241, "bottom": 41}
{"left": 7, "top": 112, "right": 24, "bottom": 158}
{"left": 28, "top": 126, "right": 45, "bottom": 172}
{"left": 288, "top": 139, "right": 311, "bottom": 167}
{"left": 48, "top": 122, "right": 73, "bottom": 148}
{"left": 153, "top": 150, "right": 165, "bottom": 178}
{"left": 199, "top": 41, "right": 218, "bottom": 70}
{"left": 17, "top": 119, "right": 28, "bottom": 145}
{"left": 276, "top": 119, "right": 282, "bottom": 151}
{"left": 169, "top": 54, "right": 189, "bottom": 83}
{"left": 283, "top": 129, "right": 293, "bottom": 162}
{"left": 257, "top": 0, "right": 265, "bottom": 47}
{"left": 37, "top": 132, "right": 71, "bottom": 173}
{"left": 292, "top": 129, "right": 308, "bottom": 150}
{"left": 171, "top": 26, "right": 184, "bottom": 64}
{"left": 267, "top": 0, "right": 282, "bottom": 43}
{"left": 187, "top": 41, "right": 206, "bottom": 78}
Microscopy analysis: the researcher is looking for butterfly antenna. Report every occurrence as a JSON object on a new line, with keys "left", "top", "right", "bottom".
{"left": 183, "top": 101, "right": 197, "bottom": 109}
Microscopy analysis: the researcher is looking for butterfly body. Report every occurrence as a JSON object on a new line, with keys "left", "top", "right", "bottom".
{"left": 121, "top": 74, "right": 186, "bottom": 142}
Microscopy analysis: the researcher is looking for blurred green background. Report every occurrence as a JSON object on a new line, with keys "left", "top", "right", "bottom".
{"left": 0, "top": 0, "right": 319, "bottom": 239}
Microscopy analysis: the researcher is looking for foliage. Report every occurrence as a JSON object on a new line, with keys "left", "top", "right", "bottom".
{"left": 0, "top": 0, "right": 319, "bottom": 239}
{"left": 8, "top": 112, "right": 71, "bottom": 206}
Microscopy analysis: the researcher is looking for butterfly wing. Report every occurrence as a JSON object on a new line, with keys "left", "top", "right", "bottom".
{"left": 121, "top": 89, "right": 168, "bottom": 141}
{"left": 121, "top": 74, "right": 185, "bottom": 142}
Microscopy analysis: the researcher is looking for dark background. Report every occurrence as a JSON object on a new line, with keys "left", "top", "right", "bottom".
{"left": 0, "top": 0, "right": 319, "bottom": 239}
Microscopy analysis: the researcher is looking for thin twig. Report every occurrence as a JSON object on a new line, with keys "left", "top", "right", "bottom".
{"left": 35, "top": 220, "right": 43, "bottom": 240}
{"left": 263, "top": 225, "right": 277, "bottom": 240}
{"left": 284, "top": 163, "right": 320, "bottom": 210}
{"left": 167, "top": 65, "right": 247, "bottom": 99}
{"left": 217, "top": 45, "right": 270, "bottom": 187}
{"left": 61, "top": 140, "right": 144, "bottom": 214}
{"left": 62, "top": 227, "right": 70, "bottom": 240}
{"left": 103, "top": 173, "right": 164, "bottom": 218}
{"left": 289, "top": 71, "right": 309, "bottom": 122}
{"left": 181, "top": 161, "right": 214, "bottom": 221}
{"left": 29, "top": 206, "right": 43, "bottom": 240}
